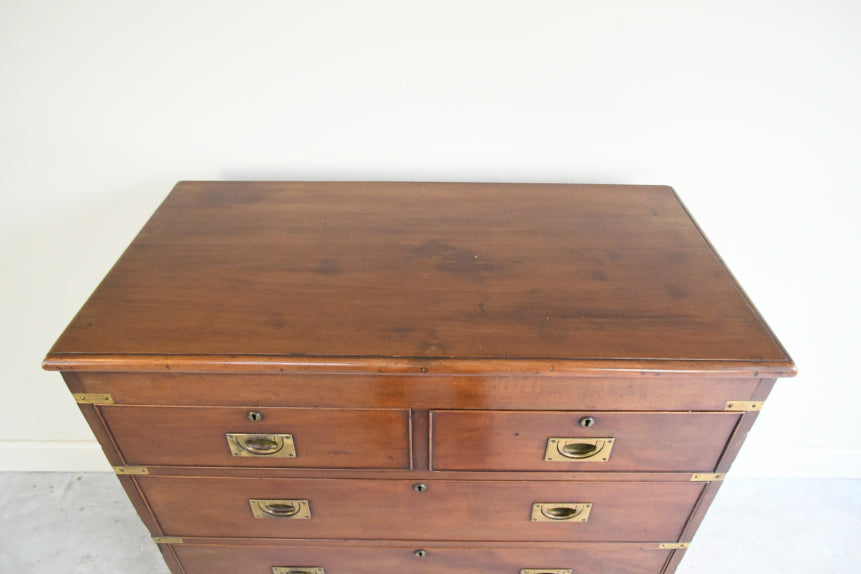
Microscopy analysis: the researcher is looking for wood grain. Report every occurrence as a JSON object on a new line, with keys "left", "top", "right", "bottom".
{"left": 154, "top": 544, "right": 184, "bottom": 574}
{"left": 101, "top": 405, "right": 410, "bottom": 469}
{"left": 173, "top": 542, "right": 673, "bottom": 574}
{"left": 72, "top": 372, "right": 766, "bottom": 410}
{"left": 136, "top": 476, "right": 704, "bottom": 542}
{"left": 431, "top": 410, "right": 741, "bottom": 472}
{"left": 42, "top": 182, "right": 797, "bottom": 574}
{"left": 44, "top": 182, "right": 794, "bottom": 375}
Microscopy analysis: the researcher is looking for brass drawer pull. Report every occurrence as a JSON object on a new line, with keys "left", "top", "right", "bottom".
{"left": 544, "top": 437, "right": 614, "bottom": 462}
{"left": 249, "top": 499, "right": 311, "bottom": 519}
{"left": 520, "top": 570, "right": 572, "bottom": 574}
{"left": 226, "top": 433, "right": 296, "bottom": 458}
{"left": 531, "top": 502, "right": 592, "bottom": 522}
{"left": 272, "top": 568, "right": 325, "bottom": 574}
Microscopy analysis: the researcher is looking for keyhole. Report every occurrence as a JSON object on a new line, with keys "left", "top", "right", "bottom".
{"left": 414, "top": 549, "right": 427, "bottom": 558}
{"left": 579, "top": 416, "right": 596, "bottom": 428}
{"left": 413, "top": 483, "right": 428, "bottom": 493}
{"left": 247, "top": 411, "right": 264, "bottom": 422}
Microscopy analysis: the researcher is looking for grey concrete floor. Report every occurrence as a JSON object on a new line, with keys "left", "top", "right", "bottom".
{"left": 0, "top": 473, "right": 858, "bottom": 573}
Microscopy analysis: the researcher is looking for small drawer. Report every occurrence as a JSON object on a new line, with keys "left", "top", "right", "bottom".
{"left": 101, "top": 406, "right": 409, "bottom": 469}
{"left": 173, "top": 542, "right": 674, "bottom": 574}
{"left": 137, "top": 476, "right": 703, "bottom": 542}
{"left": 431, "top": 410, "right": 740, "bottom": 472}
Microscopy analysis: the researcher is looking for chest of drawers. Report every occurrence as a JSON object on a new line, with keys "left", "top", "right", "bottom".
{"left": 44, "top": 181, "right": 795, "bottom": 574}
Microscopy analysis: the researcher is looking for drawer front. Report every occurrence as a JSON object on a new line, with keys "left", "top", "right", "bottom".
{"left": 138, "top": 476, "right": 703, "bottom": 542}
{"left": 75, "top": 372, "right": 764, "bottom": 411}
{"left": 101, "top": 406, "right": 410, "bottom": 469}
{"left": 431, "top": 410, "right": 740, "bottom": 471}
{"left": 173, "top": 543, "right": 673, "bottom": 574}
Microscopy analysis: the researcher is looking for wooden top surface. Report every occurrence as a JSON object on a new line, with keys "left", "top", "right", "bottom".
{"left": 44, "top": 182, "right": 794, "bottom": 375}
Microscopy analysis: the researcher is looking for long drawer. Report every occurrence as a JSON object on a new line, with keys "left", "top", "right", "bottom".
{"left": 431, "top": 410, "right": 740, "bottom": 471}
{"left": 101, "top": 406, "right": 410, "bottom": 469}
{"left": 138, "top": 476, "right": 704, "bottom": 542}
{"left": 172, "top": 542, "right": 675, "bottom": 574}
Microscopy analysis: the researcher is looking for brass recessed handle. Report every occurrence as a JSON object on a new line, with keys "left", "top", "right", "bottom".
{"left": 544, "top": 437, "right": 614, "bottom": 462}
{"left": 272, "top": 568, "right": 325, "bottom": 574}
{"left": 226, "top": 433, "right": 296, "bottom": 458}
{"left": 542, "top": 506, "right": 583, "bottom": 520}
{"left": 249, "top": 499, "right": 311, "bottom": 519}
{"left": 262, "top": 502, "right": 300, "bottom": 517}
{"left": 243, "top": 436, "right": 281, "bottom": 454}
{"left": 531, "top": 502, "right": 592, "bottom": 522}
{"left": 559, "top": 442, "right": 598, "bottom": 458}
{"left": 520, "top": 570, "right": 572, "bottom": 574}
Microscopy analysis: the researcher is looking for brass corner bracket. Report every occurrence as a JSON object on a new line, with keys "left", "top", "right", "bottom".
{"left": 73, "top": 393, "right": 114, "bottom": 404}
{"left": 113, "top": 465, "right": 149, "bottom": 475}
{"left": 690, "top": 473, "right": 725, "bottom": 482}
{"left": 152, "top": 536, "right": 183, "bottom": 544}
{"left": 724, "top": 401, "right": 762, "bottom": 411}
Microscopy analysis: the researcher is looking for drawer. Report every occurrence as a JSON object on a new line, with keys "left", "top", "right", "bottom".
{"left": 431, "top": 410, "right": 740, "bottom": 471}
{"left": 75, "top": 371, "right": 765, "bottom": 411}
{"left": 101, "top": 406, "right": 410, "bottom": 469}
{"left": 172, "top": 542, "right": 674, "bottom": 574}
{"left": 138, "top": 476, "right": 704, "bottom": 542}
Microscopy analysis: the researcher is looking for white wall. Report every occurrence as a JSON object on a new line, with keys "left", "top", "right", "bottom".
{"left": 1, "top": 1, "right": 858, "bottom": 476}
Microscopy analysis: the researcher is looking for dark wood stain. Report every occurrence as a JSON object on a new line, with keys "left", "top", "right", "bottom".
{"left": 409, "top": 238, "right": 497, "bottom": 280}
{"left": 314, "top": 259, "right": 340, "bottom": 276}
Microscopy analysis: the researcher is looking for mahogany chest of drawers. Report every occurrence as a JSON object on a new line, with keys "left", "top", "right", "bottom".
{"left": 44, "top": 182, "right": 795, "bottom": 574}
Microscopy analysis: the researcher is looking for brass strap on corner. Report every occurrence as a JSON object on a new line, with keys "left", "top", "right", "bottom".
{"left": 113, "top": 465, "right": 149, "bottom": 475}
{"left": 658, "top": 542, "right": 690, "bottom": 549}
{"left": 73, "top": 393, "right": 114, "bottom": 404}
{"left": 724, "top": 401, "right": 762, "bottom": 411}
{"left": 690, "top": 473, "right": 725, "bottom": 482}
{"left": 152, "top": 536, "right": 183, "bottom": 544}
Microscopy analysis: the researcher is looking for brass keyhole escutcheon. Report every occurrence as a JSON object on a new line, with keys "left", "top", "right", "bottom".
{"left": 414, "top": 549, "right": 428, "bottom": 558}
{"left": 413, "top": 483, "right": 428, "bottom": 493}
{"left": 247, "top": 411, "right": 264, "bottom": 422}
{"left": 579, "top": 416, "right": 596, "bottom": 428}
